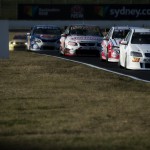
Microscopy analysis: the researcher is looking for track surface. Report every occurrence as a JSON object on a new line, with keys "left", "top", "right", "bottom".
{"left": 36, "top": 50, "right": 150, "bottom": 83}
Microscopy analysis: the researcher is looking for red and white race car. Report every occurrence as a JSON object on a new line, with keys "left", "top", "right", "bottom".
{"left": 59, "top": 25, "right": 103, "bottom": 56}
{"left": 100, "top": 26, "right": 130, "bottom": 62}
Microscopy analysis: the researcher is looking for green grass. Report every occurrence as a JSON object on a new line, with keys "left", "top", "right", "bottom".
{"left": 0, "top": 51, "right": 150, "bottom": 150}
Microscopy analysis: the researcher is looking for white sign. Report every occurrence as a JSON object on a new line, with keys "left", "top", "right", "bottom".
{"left": 0, "top": 20, "right": 9, "bottom": 59}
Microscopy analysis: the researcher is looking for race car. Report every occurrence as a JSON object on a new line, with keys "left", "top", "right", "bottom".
{"left": 9, "top": 34, "right": 27, "bottom": 51}
{"left": 119, "top": 28, "right": 150, "bottom": 70}
{"left": 59, "top": 25, "right": 103, "bottom": 56}
{"left": 27, "top": 25, "right": 61, "bottom": 51}
{"left": 100, "top": 26, "right": 130, "bottom": 62}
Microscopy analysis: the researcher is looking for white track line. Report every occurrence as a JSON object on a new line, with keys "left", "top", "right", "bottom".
{"left": 39, "top": 53, "right": 150, "bottom": 83}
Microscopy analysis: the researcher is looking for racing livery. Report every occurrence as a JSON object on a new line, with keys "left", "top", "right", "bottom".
{"left": 100, "top": 26, "right": 130, "bottom": 62}
{"left": 27, "top": 25, "right": 61, "bottom": 51}
{"left": 59, "top": 25, "right": 103, "bottom": 56}
{"left": 119, "top": 28, "right": 150, "bottom": 70}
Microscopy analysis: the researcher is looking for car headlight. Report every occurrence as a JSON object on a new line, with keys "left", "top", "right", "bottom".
{"left": 68, "top": 41, "right": 78, "bottom": 46}
{"left": 130, "top": 51, "right": 142, "bottom": 57}
{"left": 34, "top": 38, "right": 42, "bottom": 43}
{"left": 10, "top": 41, "right": 16, "bottom": 45}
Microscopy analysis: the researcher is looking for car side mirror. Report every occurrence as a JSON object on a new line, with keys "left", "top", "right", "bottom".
{"left": 103, "top": 36, "right": 109, "bottom": 41}
{"left": 27, "top": 33, "right": 31, "bottom": 36}
{"left": 120, "top": 40, "right": 128, "bottom": 45}
{"left": 61, "top": 33, "right": 67, "bottom": 37}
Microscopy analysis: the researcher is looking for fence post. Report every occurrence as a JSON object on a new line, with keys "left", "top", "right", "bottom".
{"left": 0, "top": 20, "right": 9, "bottom": 59}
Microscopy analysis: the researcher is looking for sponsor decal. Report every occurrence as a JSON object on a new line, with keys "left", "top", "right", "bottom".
{"left": 18, "top": 4, "right": 150, "bottom": 20}
{"left": 38, "top": 8, "right": 60, "bottom": 16}
{"left": 70, "top": 5, "right": 84, "bottom": 19}
{"left": 132, "top": 57, "right": 140, "bottom": 62}
{"left": 40, "top": 35, "right": 56, "bottom": 38}
{"left": 110, "top": 6, "right": 150, "bottom": 18}
{"left": 71, "top": 36, "right": 100, "bottom": 41}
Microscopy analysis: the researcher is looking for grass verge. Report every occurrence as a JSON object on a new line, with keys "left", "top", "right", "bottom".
{"left": 0, "top": 51, "right": 150, "bottom": 150}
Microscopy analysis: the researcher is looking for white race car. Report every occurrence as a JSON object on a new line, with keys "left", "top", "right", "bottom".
{"left": 119, "top": 28, "right": 150, "bottom": 70}
{"left": 59, "top": 25, "right": 103, "bottom": 56}
{"left": 9, "top": 34, "right": 27, "bottom": 51}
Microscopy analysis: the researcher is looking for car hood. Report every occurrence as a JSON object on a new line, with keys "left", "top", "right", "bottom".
{"left": 68, "top": 35, "right": 103, "bottom": 42}
{"left": 12, "top": 39, "right": 26, "bottom": 42}
{"left": 34, "top": 34, "right": 60, "bottom": 40}
{"left": 131, "top": 44, "right": 150, "bottom": 53}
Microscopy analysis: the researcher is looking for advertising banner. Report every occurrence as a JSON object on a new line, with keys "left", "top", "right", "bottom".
{"left": 18, "top": 4, "right": 150, "bottom": 20}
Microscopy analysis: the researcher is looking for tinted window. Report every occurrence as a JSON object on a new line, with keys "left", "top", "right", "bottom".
{"left": 69, "top": 26, "right": 103, "bottom": 36}
{"left": 13, "top": 35, "right": 26, "bottom": 40}
{"left": 131, "top": 32, "right": 150, "bottom": 44}
{"left": 33, "top": 28, "right": 61, "bottom": 35}
{"left": 112, "top": 29, "right": 130, "bottom": 39}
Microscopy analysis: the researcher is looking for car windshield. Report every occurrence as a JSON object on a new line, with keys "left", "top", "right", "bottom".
{"left": 33, "top": 28, "right": 61, "bottom": 35}
{"left": 112, "top": 29, "right": 129, "bottom": 39}
{"left": 131, "top": 32, "right": 150, "bottom": 44}
{"left": 69, "top": 26, "right": 103, "bottom": 36}
{"left": 13, "top": 35, "right": 26, "bottom": 40}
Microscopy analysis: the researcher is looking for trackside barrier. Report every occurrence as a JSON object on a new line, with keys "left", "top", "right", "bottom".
{"left": 9, "top": 20, "right": 150, "bottom": 30}
{"left": 0, "top": 20, "right": 9, "bottom": 59}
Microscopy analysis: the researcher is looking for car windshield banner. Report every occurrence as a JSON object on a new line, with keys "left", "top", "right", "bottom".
{"left": 18, "top": 4, "right": 150, "bottom": 20}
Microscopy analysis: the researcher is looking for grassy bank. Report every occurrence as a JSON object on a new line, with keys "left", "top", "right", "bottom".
{"left": 0, "top": 51, "right": 150, "bottom": 150}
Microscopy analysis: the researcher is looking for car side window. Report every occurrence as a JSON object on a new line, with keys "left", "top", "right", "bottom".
{"left": 105, "top": 28, "right": 113, "bottom": 39}
{"left": 125, "top": 30, "right": 132, "bottom": 43}
{"left": 64, "top": 27, "right": 70, "bottom": 35}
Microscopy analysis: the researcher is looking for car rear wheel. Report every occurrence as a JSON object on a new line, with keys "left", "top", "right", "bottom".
{"left": 118, "top": 60, "right": 123, "bottom": 68}
{"left": 59, "top": 46, "right": 63, "bottom": 55}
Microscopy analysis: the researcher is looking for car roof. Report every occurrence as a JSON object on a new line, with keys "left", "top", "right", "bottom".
{"left": 112, "top": 26, "right": 142, "bottom": 30}
{"left": 131, "top": 28, "right": 150, "bottom": 32}
{"left": 33, "top": 25, "right": 60, "bottom": 29}
{"left": 69, "top": 24, "right": 99, "bottom": 27}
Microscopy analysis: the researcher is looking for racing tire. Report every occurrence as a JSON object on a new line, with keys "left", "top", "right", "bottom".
{"left": 118, "top": 60, "right": 124, "bottom": 69}
{"left": 106, "top": 49, "right": 109, "bottom": 62}
{"left": 125, "top": 55, "right": 128, "bottom": 69}
{"left": 59, "top": 47, "right": 63, "bottom": 56}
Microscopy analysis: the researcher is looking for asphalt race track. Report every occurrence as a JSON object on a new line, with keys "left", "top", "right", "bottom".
{"left": 36, "top": 50, "right": 150, "bottom": 83}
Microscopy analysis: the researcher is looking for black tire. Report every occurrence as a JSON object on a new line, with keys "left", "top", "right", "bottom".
{"left": 125, "top": 55, "right": 128, "bottom": 69}
{"left": 59, "top": 47, "right": 63, "bottom": 56}
{"left": 106, "top": 49, "right": 109, "bottom": 62}
{"left": 118, "top": 60, "right": 124, "bottom": 69}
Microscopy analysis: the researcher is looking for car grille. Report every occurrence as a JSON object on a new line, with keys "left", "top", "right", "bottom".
{"left": 80, "top": 43, "right": 95, "bottom": 46}
{"left": 76, "top": 49, "right": 99, "bottom": 56}
{"left": 16, "top": 42, "right": 24, "bottom": 45}
{"left": 42, "top": 46, "right": 55, "bottom": 50}
{"left": 140, "top": 63, "right": 150, "bottom": 68}
{"left": 42, "top": 39, "right": 58, "bottom": 42}
{"left": 145, "top": 53, "right": 150, "bottom": 57}
{"left": 145, "top": 63, "right": 150, "bottom": 68}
